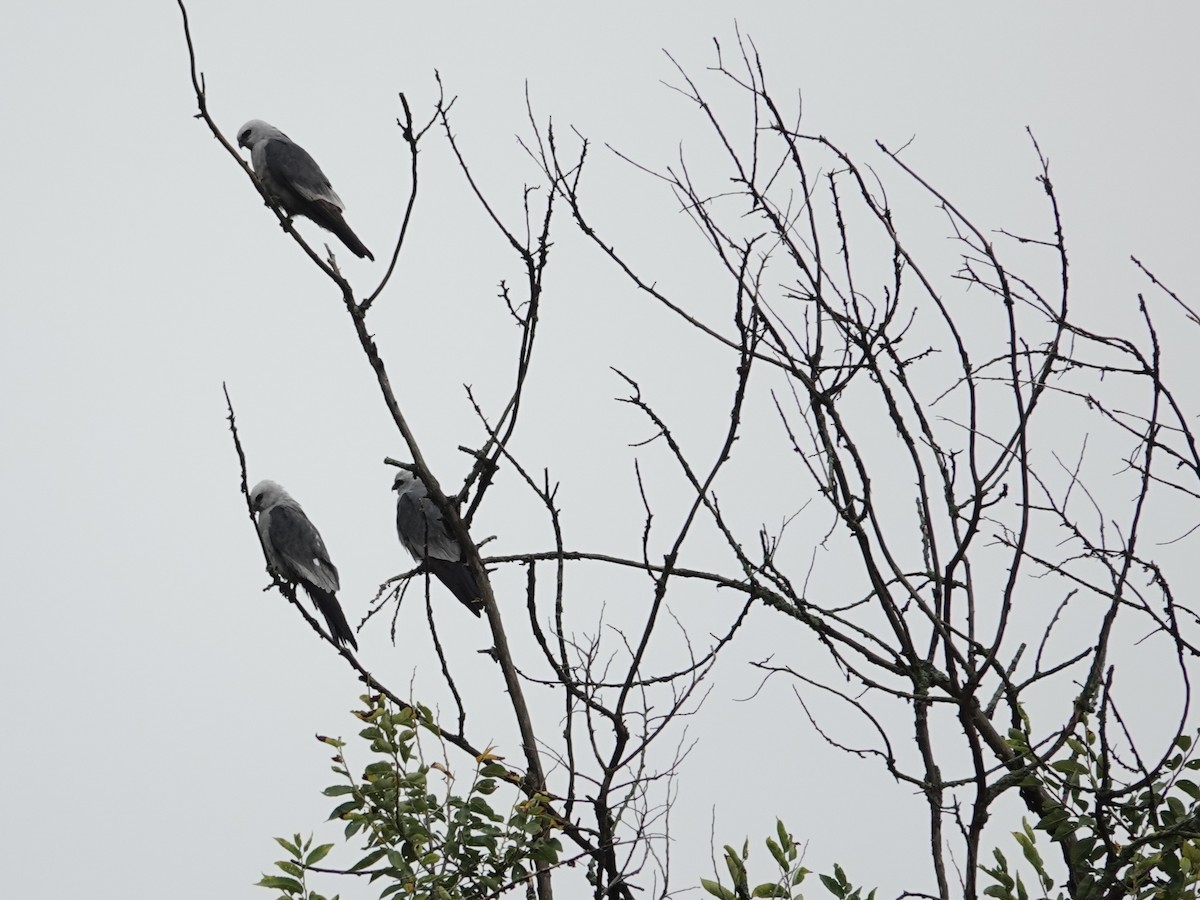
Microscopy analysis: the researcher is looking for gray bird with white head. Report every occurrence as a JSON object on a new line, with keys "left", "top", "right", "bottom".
{"left": 250, "top": 479, "right": 358, "bottom": 649}
{"left": 392, "top": 469, "right": 484, "bottom": 617}
{"left": 237, "top": 119, "right": 374, "bottom": 261}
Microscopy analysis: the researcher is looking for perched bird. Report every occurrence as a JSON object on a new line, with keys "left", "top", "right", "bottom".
{"left": 392, "top": 469, "right": 484, "bottom": 617}
{"left": 236, "top": 119, "right": 374, "bottom": 261}
{"left": 249, "top": 479, "right": 358, "bottom": 649}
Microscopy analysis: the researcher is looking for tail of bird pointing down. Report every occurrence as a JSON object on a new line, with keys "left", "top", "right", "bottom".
{"left": 306, "top": 586, "right": 358, "bottom": 650}
{"left": 311, "top": 202, "right": 373, "bottom": 261}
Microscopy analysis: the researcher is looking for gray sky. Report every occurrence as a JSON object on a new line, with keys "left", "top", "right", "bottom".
{"left": 3, "top": 3, "right": 1198, "bottom": 898}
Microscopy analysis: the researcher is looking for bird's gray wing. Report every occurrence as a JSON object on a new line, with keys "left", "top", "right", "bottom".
{"left": 263, "top": 139, "right": 344, "bottom": 209}
{"left": 268, "top": 504, "right": 340, "bottom": 592}
{"left": 396, "top": 492, "right": 461, "bottom": 563}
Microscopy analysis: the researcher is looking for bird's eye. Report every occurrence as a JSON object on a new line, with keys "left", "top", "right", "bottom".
{"left": 239, "top": 130, "right": 250, "bottom": 143}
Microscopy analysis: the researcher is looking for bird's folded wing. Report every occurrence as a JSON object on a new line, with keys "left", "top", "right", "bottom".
{"left": 397, "top": 492, "right": 462, "bottom": 563}
{"left": 269, "top": 505, "right": 340, "bottom": 592}
{"left": 264, "top": 140, "right": 346, "bottom": 210}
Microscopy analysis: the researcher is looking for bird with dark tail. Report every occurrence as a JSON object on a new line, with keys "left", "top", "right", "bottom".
{"left": 237, "top": 119, "right": 374, "bottom": 261}
{"left": 392, "top": 469, "right": 485, "bottom": 617}
{"left": 250, "top": 479, "right": 358, "bottom": 650}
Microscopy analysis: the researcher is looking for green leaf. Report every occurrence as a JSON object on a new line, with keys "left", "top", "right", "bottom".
{"left": 819, "top": 873, "right": 844, "bottom": 897}
{"left": 327, "top": 799, "right": 361, "bottom": 820}
{"left": 1050, "top": 759, "right": 1088, "bottom": 776}
{"left": 752, "top": 884, "right": 789, "bottom": 897}
{"left": 983, "top": 860, "right": 1013, "bottom": 890}
{"left": 1177, "top": 734, "right": 1193, "bottom": 752}
{"left": 322, "top": 785, "right": 356, "bottom": 797}
{"left": 767, "top": 837, "right": 789, "bottom": 869}
{"left": 701, "top": 877, "right": 737, "bottom": 900}
{"left": 306, "top": 844, "right": 334, "bottom": 866}
{"left": 1177, "top": 779, "right": 1200, "bottom": 801}
{"left": 467, "top": 796, "right": 499, "bottom": 819}
{"left": 724, "top": 849, "right": 747, "bottom": 886}
{"left": 274, "top": 837, "right": 301, "bottom": 857}
{"left": 531, "top": 842, "right": 560, "bottom": 864}
{"left": 1014, "top": 831, "right": 1044, "bottom": 871}
{"left": 351, "top": 849, "right": 386, "bottom": 872}
{"left": 1032, "top": 816, "right": 1070, "bottom": 835}
{"left": 1068, "top": 836, "right": 1096, "bottom": 866}
{"left": 1050, "top": 820, "right": 1077, "bottom": 842}
{"left": 275, "top": 861, "right": 304, "bottom": 878}
{"left": 1163, "top": 850, "right": 1183, "bottom": 879}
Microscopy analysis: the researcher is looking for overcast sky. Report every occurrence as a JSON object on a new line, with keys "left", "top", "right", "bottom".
{"left": 3, "top": 3, "right": 1198, "bottom": 898}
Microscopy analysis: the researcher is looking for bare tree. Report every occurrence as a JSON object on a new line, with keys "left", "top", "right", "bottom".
{"left": 179, "top": 7, "right": 1200, "bottom": 899}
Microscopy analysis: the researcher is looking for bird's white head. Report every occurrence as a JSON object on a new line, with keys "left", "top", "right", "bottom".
{"left": 236, "top": 119, "right": 284, "bottom": 151}
{"left": 392, "top": 470, "right": 418, "bottom": 493}
{"left": 249, "top": 479, "right": 289, "bottom": 512}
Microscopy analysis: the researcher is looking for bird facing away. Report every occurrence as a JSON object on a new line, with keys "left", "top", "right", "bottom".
{"left": 249, "top": 479, "right": 358, "bottom": 649}
{"left": 392, "top": 470, "right": 484, "bottom": 617}
{"left": 236, "top": 119, "right": 374, "bottom": 261}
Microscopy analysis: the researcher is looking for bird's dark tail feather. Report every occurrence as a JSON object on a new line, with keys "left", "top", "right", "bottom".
{"left": 304, "top": 200, "right": 374, "bottom": 261}
{"left": 427, "top": 558, "right": 484, "bottom": 617}
{"left": 330, "top": 217, "right": 374, "bottom": 261}
{"left": 307, "top": 586, "right": 358, "bottom": 650}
